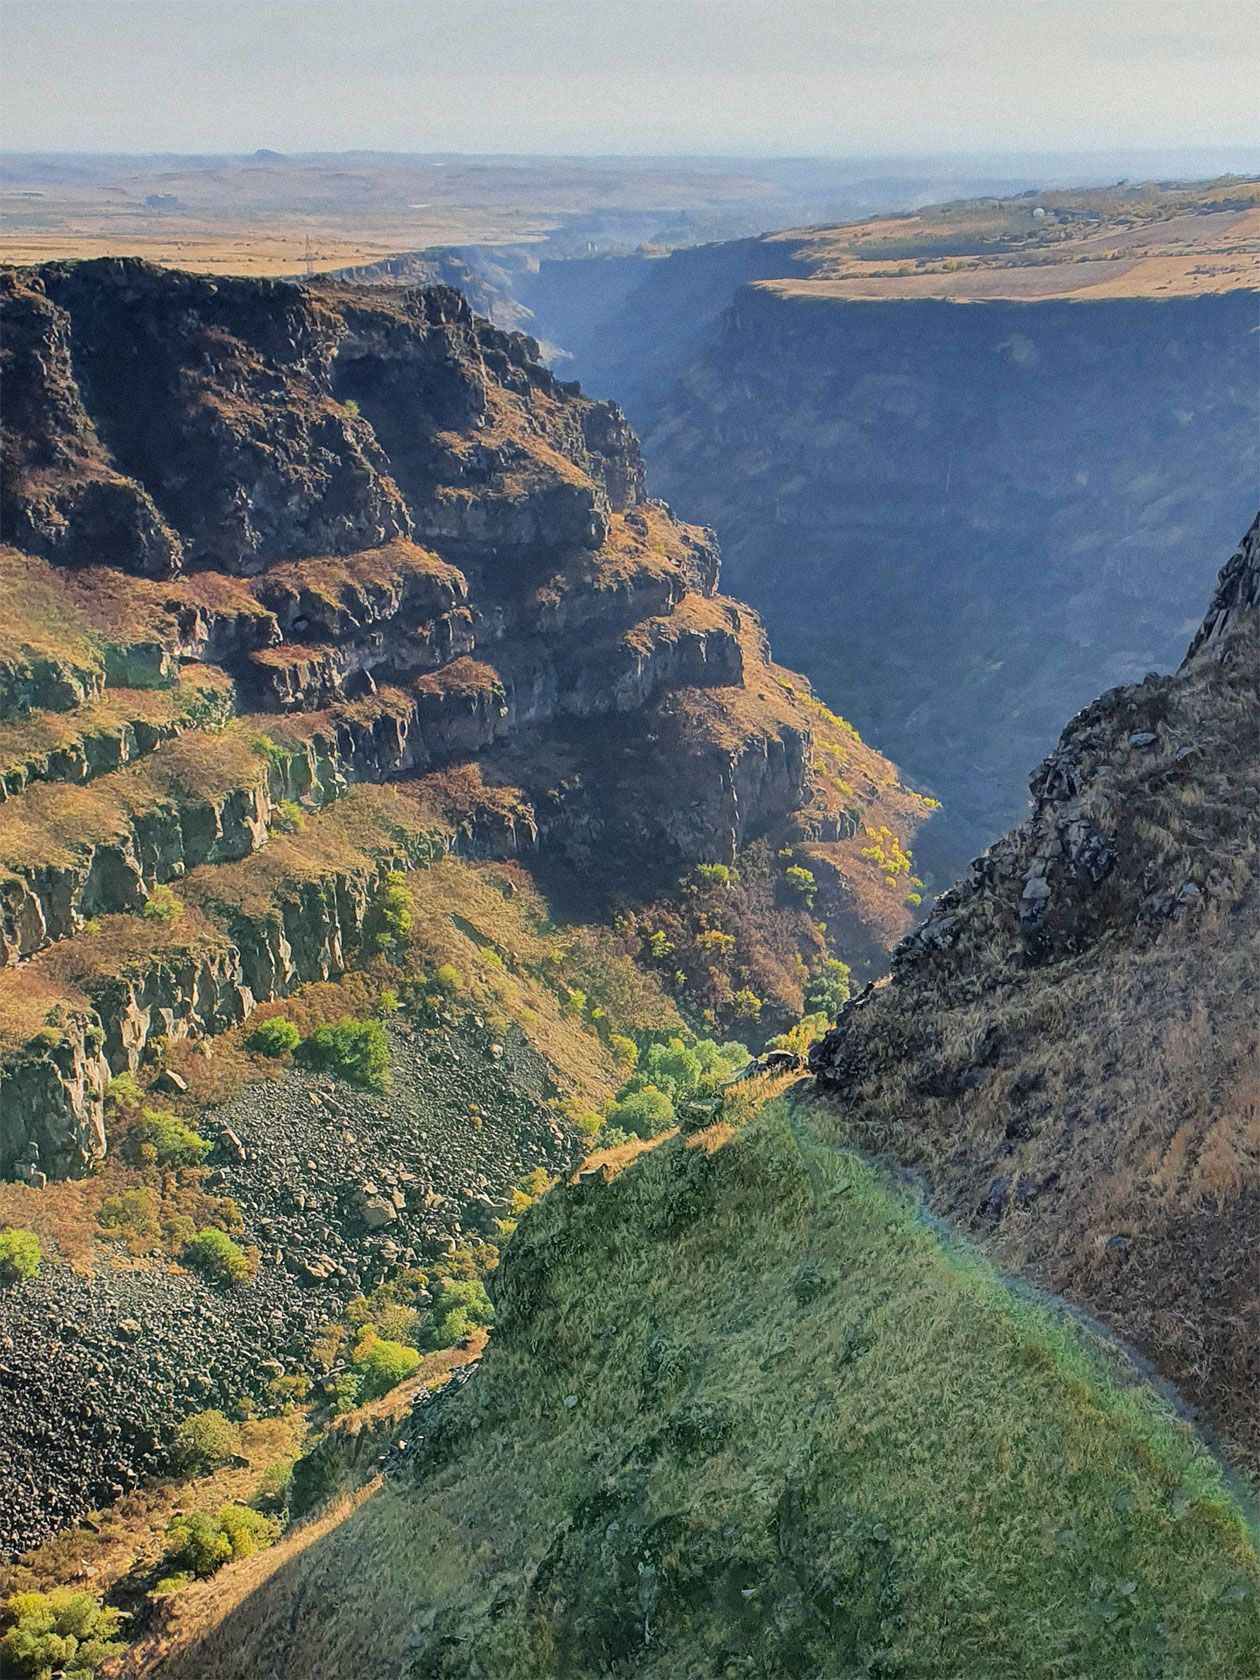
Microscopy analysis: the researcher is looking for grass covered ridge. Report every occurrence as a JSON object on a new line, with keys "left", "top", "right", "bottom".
{"left": 138, "top": 1100, "right": 1259, "bottom": 1680}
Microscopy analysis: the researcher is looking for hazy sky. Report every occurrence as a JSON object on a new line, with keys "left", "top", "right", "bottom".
{"left": 3, "top": 0, "right": 1257, "bottom": 156}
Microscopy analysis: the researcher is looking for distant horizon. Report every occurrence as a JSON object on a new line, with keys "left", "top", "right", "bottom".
{"left": 4, "top": 2, "right": 1257, "bottom": 157}
{"left": 4, "top": 144, "right": 1258, "bottom": 175}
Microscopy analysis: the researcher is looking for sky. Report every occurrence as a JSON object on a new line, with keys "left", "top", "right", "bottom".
{"left": 2, "top": 0, "right": 1258, "bottom": 158}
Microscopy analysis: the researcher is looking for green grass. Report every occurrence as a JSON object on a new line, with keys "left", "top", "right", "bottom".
{"left": 325, "top": 1099, "right": 1259, "bottom": 1678}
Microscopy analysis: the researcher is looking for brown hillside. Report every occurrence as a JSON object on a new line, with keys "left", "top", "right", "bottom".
{"left": 811, "top": 513, "right": 1260, "bottom": 1466}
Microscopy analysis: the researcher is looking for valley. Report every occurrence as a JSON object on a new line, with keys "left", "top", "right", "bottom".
{"left": 0, "top": 178, "right": 1257, "bottom": 1679}
{"left": 508, "top": 178, "right": 1260, "bottom": 876}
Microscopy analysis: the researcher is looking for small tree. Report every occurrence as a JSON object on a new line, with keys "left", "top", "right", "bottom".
{"left": 125, "top": 1108, "right": 212, "bottom": 1168}
{"left": 0, "top": 1588, "right": 125, "bottom": 1677}
{"left": 171, "top": 1409, "right": 242, "bottom": 1476}
{"left": 804, "top": 957, "right": 852, "bottom": 1022}
{"left": 298, "top": 1016, "right": 390, "bottom": 1091}
{"left": 142, "top": 884, "right": 184, "bottom": 924}
{"left": 351, "top": 1333, "right": 422, "bottom": 1400}
{"left": 0, "top": 1228, "right": 41, "bottom": 1286}
{"left": 181, "top": 1228, "right": 258, "bottom": 1288}
{"left": 246, "top": 1017, "right": 300, "bottom": 1057}
{"left": 163, "top": 1504, "right": 277, "bottom": 1580}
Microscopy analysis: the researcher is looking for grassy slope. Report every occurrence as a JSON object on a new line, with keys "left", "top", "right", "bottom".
{"left": 132, "top": 1101, "right": 1259, "bottom": 1680}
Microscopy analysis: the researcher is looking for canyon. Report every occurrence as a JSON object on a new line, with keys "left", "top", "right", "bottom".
{"left": 501, "top": 179, "right": 1260, "bottom": 876}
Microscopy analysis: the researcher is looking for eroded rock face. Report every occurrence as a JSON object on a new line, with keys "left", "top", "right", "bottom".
{"left": 0, "top": 260, "right": 917, "bottom": 1180}
{"left": 809, "top": 514, "right": 1260, "bottom": 1462}
{"left": 0, "top": 271, "right": 184, "bottom": 577}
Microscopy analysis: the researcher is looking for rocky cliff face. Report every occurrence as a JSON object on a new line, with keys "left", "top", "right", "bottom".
{"left": 508, "top": 243, "right": 1258, "bottom": 882}
{"left": 0, "top": 259, "right": 927, "bottom": 1179}
{"left": 810, "top": 514, "right": 1260, "bottom": 1463}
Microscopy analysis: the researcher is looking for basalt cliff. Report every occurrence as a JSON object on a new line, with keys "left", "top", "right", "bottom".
{"left": 812, "top": 514, "right": 1260, "bottom": 1463}
{"left": 0, "top": 259, "right": 927, "bottom": 1183}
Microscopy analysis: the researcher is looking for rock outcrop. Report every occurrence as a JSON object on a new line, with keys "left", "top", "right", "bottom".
{"left": 0, "top": 259, "right": 929, "bottom": 1178}
{"left": 809, "top": 513, "right": 1260, "bottom": 1463}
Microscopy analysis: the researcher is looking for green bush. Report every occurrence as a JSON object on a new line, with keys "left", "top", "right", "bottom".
{"left": 783, "top": 864, "right": 817, "bottom": 908}
{"left": 142, "top": 883, "right": 183, "bottom": 924}
{"left": 604, "top": 1084, "right": 675, "bottom": 1140}
{"left": 351, "top": 1333, "right": 423, "bottom": 1400}
{"left": 693, "top": 862, "right": 731, "bottom": 886}
{"left": 804, "top": 956, "right": 853, "bottom": 1022}
{"left": 299, "top": 1016, "right": 390, "bottom": 1091}
{"left": 181, "top": 1228, "right": 258, "bottom": 1288}
{"left": 164, "top": 1504, "right": 278, "bottom": 1579}
{"left": 96, "top": 1187, "right": 161, "bottom": 1240}
{"left": 0, "top": 1588, "right": 125, "bottom": 1678}
{"left": 425, "top": 1278, "right": 494, "bottom": 1351}
{"left": 246, "top": 1017, "right": 300, "bottom": 1057}
{"left": 433, "top": 964, "right": 462, "bottom": 997}
{"left": 0, "top": 1228, "right": 41, "bottom": 1286}
{"left": 126, "top": 1108, "right": 212, "bottom": 1168}
{"left": 171, "top": 1409, "right": 242, "bottom": 1476}
{"left": 372, "top": 870, "right": 413, "bottom": 955}
{"left": 271, "top": 799, "right": 305, "bottom": 834}
{"left": 609, "top": 1033, "right": 639, "bottom": 1070}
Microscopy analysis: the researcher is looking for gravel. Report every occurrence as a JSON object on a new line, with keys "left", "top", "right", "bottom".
{"left": 0, "top": 1016, "right": 581, "bottom": 1558}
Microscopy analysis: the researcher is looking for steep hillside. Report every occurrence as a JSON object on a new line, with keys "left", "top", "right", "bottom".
{"left": 510, "top": 180, "right": 1260, "bottom": 877}
{"left": 111, "top": 1106, "right": 1260, "bottom": 1680}
{"left": 95, "top": 517, "right": 1260, "bottom": 1680}
{"left": 0, "top": 258, "right": 929, "bottom": 1184}
{"left": 0, "top": 258, "right": 931, "bottom": 1563}
{"left": 812, "top": 514, "right": 1260, "bottom": 1465}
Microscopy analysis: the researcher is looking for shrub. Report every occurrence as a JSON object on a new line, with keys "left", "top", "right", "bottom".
{"left": 126, "top": 1108, "right": 212, "bottom": 1168}
{"left": 142, "top": 884, "right": 183, "bottom": 924}
{"left": 372, "top": 871, "right": 413, "bottom": 954}
{"left": 246, "top": 1017, "right": 300, "bottom": 1057}
{"left": 694, "top": 862, "right": 731, "bottom": 886}
{"left": 351, "top": 1333, "right": 422, "bottom": 1400}
{"left": 425, "top": 1278, "right": 494, "bottom": 1351}
{"left": 271, "top": 799, "right": 304, "bottom": 835}
{"left": 104, "top": 1070, "right": 144, "bottom": 1115}
{"left": 609, "top": 1033, "right": 639, "bottom": 1070}
{"left": 804, "top": 957, "right": 852, "bottom": 1022}
{"left": 731, "top": 988, "right": 763, "bottom": 1021}
{"left": 298, "top": 1016, "right": 390, "bottom": 1091}
{"left": 164, "top": 1504, "right": 277, "bottom": 1579}
{"left": 784, "top": 864, "right": 817, "bottom": 908}
{"left": 0, "top": 1588, "right": 125, "bottom": 1678}
{"left": 605, "top": 1084, "right": 675, "bottom": 1140}
{"left": 171, "top": 1409, "right": 241, "bottom": 1475}
{"left": 0, "top": 1228, "right": 41, "bottom": 1286}
{"left": 253, "top": 1456, "right": 296, "bottom": 1511}
{"left": 251, "top": 734, "right": 286, "bottom": 767}
{"left": 181, "top": 1228, "right": 258, "bottom": 1288}
{"left": 97, "top": 1187, "right": 161, "bottom": 1240}
{"left": 433, "top": 964, "right": 462, "bottom": 997}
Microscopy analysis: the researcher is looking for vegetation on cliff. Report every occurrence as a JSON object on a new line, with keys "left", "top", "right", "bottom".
{"left": 118, "top": 1103, "right": 1260, "bottom": 1679}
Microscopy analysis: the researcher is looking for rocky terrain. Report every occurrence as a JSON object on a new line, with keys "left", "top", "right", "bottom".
{"left": 811, "top": 513, "right": 1260, "bottom": 1464}
{"left": 503, "top": 178, "right": 1260, "bottom": 877}
{"left": 0, "top": 256, "right": 930, "bottom": 1185}
{"left": 0, "top": 1017, "right": 576, "bottom": 1557}
{"left": 0, "top": 254, "right": 932, "bottom": 1572}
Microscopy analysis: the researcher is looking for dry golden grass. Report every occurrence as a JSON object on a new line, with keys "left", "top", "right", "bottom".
{"left": 0, "top": 547, "right": 106, "bottom": 687}
{"left": 763, "top": 180, "right": 1260, "bottom": 302}
{"left": 810, "top": 621, "right": 1260, "bottom": 1465}
{"left": 0, "top": 722, "right": 268, "bottom": 873}
{"left": 256, "top": 540, "right": 463, "bottom": 615}
{"left": 0, "top": 670, "right": 235, "bottom": 792}
{"left": 2, "top": 1415, "right": 308, "bottom": 1605}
